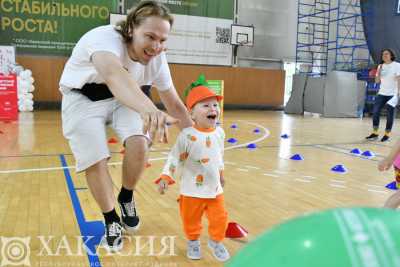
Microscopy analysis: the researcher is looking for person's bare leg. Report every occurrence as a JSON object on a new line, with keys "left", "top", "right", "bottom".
{"left": 383, "top": 191, "right": 400, "bottom": 209}
{"left": 122, "top": 135, "right": 148, "bottom": 190}
{"left": 85, "top": 158, "right": 115, "bottom": 212}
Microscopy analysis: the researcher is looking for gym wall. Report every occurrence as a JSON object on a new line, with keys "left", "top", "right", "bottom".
{"left": 17, "top": 56, "right": 285, "bottom": 108}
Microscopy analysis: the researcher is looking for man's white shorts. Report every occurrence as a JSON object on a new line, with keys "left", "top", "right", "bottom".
{"left": 61, "top": 89, "right": 150, "bottom": 172}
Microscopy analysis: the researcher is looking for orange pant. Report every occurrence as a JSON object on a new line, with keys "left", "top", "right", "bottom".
{"left": 179, "top": 194, "right": 228, "bottom": 242}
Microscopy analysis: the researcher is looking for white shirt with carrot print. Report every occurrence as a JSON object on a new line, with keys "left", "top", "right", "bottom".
{"left": 160, "top": 126, "right": 225, "bottom": 198}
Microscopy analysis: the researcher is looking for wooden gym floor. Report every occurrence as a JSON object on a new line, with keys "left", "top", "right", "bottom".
{"left": 0, "top": 110, "right": 396, "bottom": 267}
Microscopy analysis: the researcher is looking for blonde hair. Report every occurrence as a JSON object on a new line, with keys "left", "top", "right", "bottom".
{"left": 116, "top": 1, "right": 173, "bottom": 43}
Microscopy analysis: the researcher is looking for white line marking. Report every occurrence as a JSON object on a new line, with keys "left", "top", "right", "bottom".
{"left": 366, "top": 184, "right": 382, "bottom": 188}
{"left": 329, "top": 183, "right": 347, "bottom": 188}
{"left": 224, "top": 161, "right": 236, "bottom": 165}
{"left": 245, "top": 165, "right": 260, "bottom": 170}
{"left": 148, "top": 157, "right": 168, "bottom": 161}
{"left": 225, "top": 122, "right": 270, "bottom": 151}
{"left": 0, "top": 157, "right": 169, "bottom": 174}
{"left": 236, "top": 168, "right": 249, "bottom": 172}
{"left": 295, "top": 178, "right": 312, "bottom": 183}
{"left": 367, "top": 189, "right": 388, "bottom": 194}
{"left": 274, "top": 170, "right": 288, "bottom": 174}
{"left": 330, "top": 179, "right": 346, "bottom": 183}
{"left": 0, "top": 165, "right": 74, "bottom": 174}
{"left": 0, "top": 121, "right": 270, "bottom": 175}
{"left": 303, "top": 175, "right": 316, "bottom": 179}
{"left": 263, "top": 173, "right": 279, "bottom": 177}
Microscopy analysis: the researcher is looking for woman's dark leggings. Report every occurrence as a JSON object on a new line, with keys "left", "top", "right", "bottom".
{"left": 372, "top": 94, "right": 396, "bottom": 131}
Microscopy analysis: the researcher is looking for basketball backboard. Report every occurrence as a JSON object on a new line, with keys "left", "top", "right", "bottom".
{"left": 231, "top": 24, "right": 254, "bottom": 46}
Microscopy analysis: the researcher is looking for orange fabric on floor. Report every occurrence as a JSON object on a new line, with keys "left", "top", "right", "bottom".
{"left": 179, "top": 194, "right": 228, "bottom": 242}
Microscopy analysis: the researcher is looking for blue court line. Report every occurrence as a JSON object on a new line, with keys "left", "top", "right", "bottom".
{"left": 59, "top": 154, "right": 104, "bottom": 267}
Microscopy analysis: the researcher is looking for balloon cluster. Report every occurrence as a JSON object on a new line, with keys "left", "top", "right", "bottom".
{"left": 16, "top": 68, "right": 35, "bottom": 112}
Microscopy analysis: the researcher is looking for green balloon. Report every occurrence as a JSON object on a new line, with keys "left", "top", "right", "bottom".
{"left": 227, "top": 208, "right": 400, "bottom": 267}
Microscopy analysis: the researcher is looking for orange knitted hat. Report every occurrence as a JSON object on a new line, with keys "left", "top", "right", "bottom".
{"left": 184, "top": 74, "right": 223, "bottom": 110}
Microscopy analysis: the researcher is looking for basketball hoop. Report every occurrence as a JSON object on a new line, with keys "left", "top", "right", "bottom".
{"left": 236, "top": 40, "right": 246, "bottom": 46}
{"left": 230, "top": 24, "right": 254, "bottom": 47}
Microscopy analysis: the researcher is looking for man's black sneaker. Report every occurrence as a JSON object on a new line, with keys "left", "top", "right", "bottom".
{"left": 365, "top": 133, "right": 379, "bottom": 140}
{"left": 101, "top": 221, "right": 123, "bottom": 252}
{"left": 381, "top": 135, "right": 390, "bottom": 142}
{"left": 119, "top": 201, "right": 140, "bottom": 233}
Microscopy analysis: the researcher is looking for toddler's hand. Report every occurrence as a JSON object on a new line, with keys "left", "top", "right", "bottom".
{"left": 220, "top": 176, "right": 225, "bottom": 187}
{"left": 158, "top": 179, "right": 169, "bottom": 194}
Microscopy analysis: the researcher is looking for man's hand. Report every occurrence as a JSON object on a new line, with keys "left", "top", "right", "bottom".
{"left": 141, "top": 110, "right": 179, "bottom": 143}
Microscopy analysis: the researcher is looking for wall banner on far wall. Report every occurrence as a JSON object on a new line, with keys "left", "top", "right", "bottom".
{"left": 125, "top": 0, "right": 234, "bottom": 66}
{"left": 0, "top": 0, "right": 119, "bottom": 56}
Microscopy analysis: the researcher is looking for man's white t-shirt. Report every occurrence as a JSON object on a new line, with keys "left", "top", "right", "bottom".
{"left": 59, "top": 25, "right": 173, "bottom": 93}
{"left": 377, "top": 61, "right": 400, "bottom": 96}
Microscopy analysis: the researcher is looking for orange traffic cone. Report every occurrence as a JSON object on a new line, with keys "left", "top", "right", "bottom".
{"left": 225, "top": 222, "right": 248, "bottom": 238}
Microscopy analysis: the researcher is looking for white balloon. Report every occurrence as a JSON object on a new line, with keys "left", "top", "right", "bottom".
{"left": 19, "top": 80, "right": 29, "bottom": 90}
{"left": 13, "top": 65, "right": 24, "bottom": 75}
{"left": 26, "top": 93, "right": 33, "bottom": 100}
{"left": 19, "top": 99, "right": 27, "bottom": 104}
{"left": 28, "top": 85, "right": 35, "bottom": 92}
{"left": 29, "top": 77, "right": 34, "bottom": 83}
{"left": 27, "top": 106, "right": 34, "bottom": 112}
{"left": 25, "top": 69, "right": 32, "bottom": 77}
{"left": 19, "top": 71, "right": 29, "bottom": 79}
{"left": 17, "top": 78, "right": 22, "bottom": 89}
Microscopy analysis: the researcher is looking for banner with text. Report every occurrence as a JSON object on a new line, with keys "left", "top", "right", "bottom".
{"left": 0, "top": 74, "right": 18, "bottom": 121}
{"left": 0, "top": 0, "right": 118, "bottom": 56}
{"left": 125, "top": 0, "right": 234, "bottom": 66}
